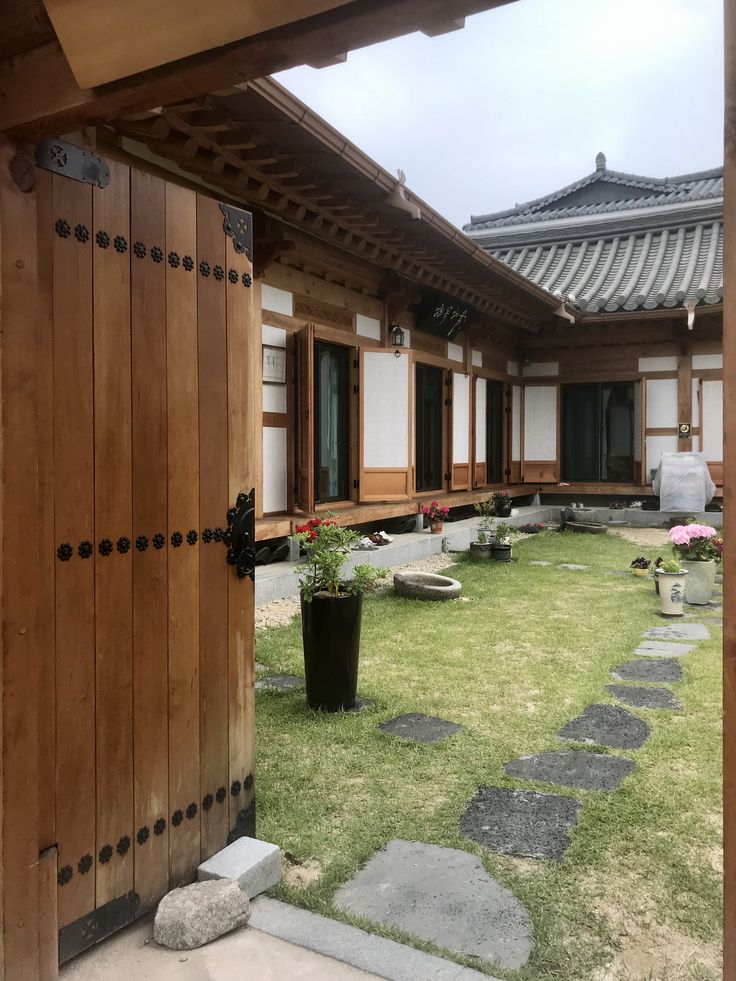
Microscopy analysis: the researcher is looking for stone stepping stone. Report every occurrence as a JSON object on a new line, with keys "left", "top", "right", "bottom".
{"left": 558, "top": 563, "right": 589, "bottom": 571}
{"left": 334, "top": 839, "right": 532, "bottom": 970}
{"left": 460, "top": 786, "right": 581, "bottom": 861}
{"left": 504, "top": 750, "right": 635, "bottom": 792}
{"left": 378, "top": 712, "right": 462, "bottom": 744}
{"left": 530, "top": 560, "right": 552, "bottom": 566}
{"left": 612, "top": 659, "right": 683, "bottom": 683}
{"left": 687, "top": 601, "right": 723, "bottom": 612}
{"left": 558, "top": 704, "right": 650, "bottom": 750}
{"left": 605, "top": 569, "right": 629, "bottom": 577}
{"left": 255, "top": 674, "right": 305, "bottom": 692}
{"left": 643, "top": 623, "right": 710, "bottom": 641}
{"left": 607, "top": 684, "right": 683, "bottom": 711}
{"left": 635, "top": 640, "right": 694, "bottom": 658}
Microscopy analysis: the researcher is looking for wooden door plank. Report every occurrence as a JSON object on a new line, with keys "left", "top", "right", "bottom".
{"left": 93, "top": 158, "right": 134, "bottom": 907}
{"left": 196, "top": 195, "right": 230, "bottom": 858}
{"left": 226, "top": 230, "right": 256, "bottom": 835}
{"left": 0, "top": 137, "right": 43, "bottom": 981}
{"left": 130, "top": 169, "right": 170, "bottom": 912}
{"left": 51, "top": 171, "right": 96, "bottom": 928}
{"left": 165, "top": 182, "right": 201, "bottom": 884}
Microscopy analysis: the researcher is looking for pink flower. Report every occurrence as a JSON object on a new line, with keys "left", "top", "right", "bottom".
{"left": 669, "top": 526, "right": 691, "bottom": 546}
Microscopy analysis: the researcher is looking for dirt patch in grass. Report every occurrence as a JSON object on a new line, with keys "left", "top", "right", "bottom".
{"left": 613, "top": 527, "right": 671, "bottom": 548}
{"left": 282, "top": 854, "right": 323, "bottom": 890}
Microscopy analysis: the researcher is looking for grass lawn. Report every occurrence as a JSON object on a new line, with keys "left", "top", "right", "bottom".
{"left": 254, "top": 531, "right": 722, "bottom": 981}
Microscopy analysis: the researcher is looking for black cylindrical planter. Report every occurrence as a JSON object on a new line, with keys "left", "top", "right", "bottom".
{"left": 300, "top": 591, "right": 362, "bottom": 711}
{"left": 492, "top": 544, "right": 513, "bottom": 562}
{"left": 495, "top": 502, "right": 512, "bottom": 517}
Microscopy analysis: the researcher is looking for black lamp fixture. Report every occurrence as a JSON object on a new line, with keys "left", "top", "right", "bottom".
{"left": 390, "top": 323, "right": 405, "bottom": 348}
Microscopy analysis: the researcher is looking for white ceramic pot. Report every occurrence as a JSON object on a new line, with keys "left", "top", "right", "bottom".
{"left": 657, "top": 570, "right": 689, "bottom": 617}
{"left": 681, "top": 559, "right": 717, "bottom": 605}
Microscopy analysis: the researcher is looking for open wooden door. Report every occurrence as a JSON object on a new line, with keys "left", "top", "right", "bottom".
{"left": 521, "top": 383, "right": 560, "bottom": 483}
{"left": 295, "top": 324, "right": 315, "bottom": 512}
{"left": 449, "top": 371, "right": 471, "bottom": 490}
{"left": 359, "top": 348, "right": 413, "bottom": 500}
{"left": 0, "top": 146, "right": 258, "bottom": 976}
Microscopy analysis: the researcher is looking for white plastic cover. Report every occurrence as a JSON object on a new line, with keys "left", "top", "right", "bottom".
{"left": 652, "top": 452, "right": 715, "bottom": 512}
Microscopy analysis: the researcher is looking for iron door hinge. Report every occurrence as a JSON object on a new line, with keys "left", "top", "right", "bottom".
{"left": 224, "top": 489, "right": 256, "bottom": 580}
{"left": 36, "top": 139, "right": 110, "bottom": 188}
{"left": 353, "top": 479, "right": 359, "bottom": 489}
{"left": 505, "top": 468, "right": 511, "bottom": 477}
{"left": 444, "top": 472, "right": 451, "bottom": 482}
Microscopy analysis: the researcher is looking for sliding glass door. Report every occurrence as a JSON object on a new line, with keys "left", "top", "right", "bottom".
{"left": 561, "top": 382, "right": 636, "bottom": 482}
{"left": 415, "top": 363, "right": 444, "bottom": 492}
{"left": 314, "top": 341, "right": 350, "bottom": 503}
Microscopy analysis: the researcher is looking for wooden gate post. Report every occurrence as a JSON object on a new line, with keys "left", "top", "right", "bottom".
{"left": 724, "top": 0, "right": 735, "bottom": 976}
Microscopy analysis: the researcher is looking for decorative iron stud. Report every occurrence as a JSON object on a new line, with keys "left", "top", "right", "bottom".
{"left": 151, "top": 246, "right": 163, "bottom": 263}
{"left": 116, "top": 536, "right": 131, "bottom": 554}
{"left": 228, "top": 268, "right": 238, "bottom": 284}
{"left": 202, "top": 528, "right": 213, "bottom": 543}
{"left": 95, "top": 230, "right": 110, "bottom": 249}
{"left": 133, "top": 241, "right": 146, "bottom": 259}
{"left": 154, "top": 818, "right": 166, "bottom": 836}
{"left": 113, "top": 235, "right": 128, "bottom": 254}
{"left": 242, "top": 272, "right": 252, "bottom": 288}
{"left": 135, "top": 535, "right": 148, "bottom": 552}
{"left": 167, "top": 251, "right": 180, "bottom": 268}
{"left": 137, "top": 826, "right": 150, "bottom": 845}
{"left": 153, "top": 533, "right": 165, "bottom": 550}
{"left": 171, "top": 809, "right": 183, "bottom": 827}
{"left": 216, "top": 787, "right": 227, "bottom": 804}
{"left": 57, "top": 543, "right": 73, "bottom": 562}
{"left": 186, "top": 803, "right": 198, "bottom": 820}
{"left": 55, "top": 218, "right": 71, "bottom": 238}
{"left": 58, "top": 865, "right": 73, "bottom": 886}
{"left": 186, "top": 529, "right": 198, "bottom": 545}
{"left": 199, "top": 261, "right": 211, "bottom": 277}
{"left": 99, "top": 844, "right": 113, "bottom": 864}
{"left": 78, "top": 854, "right": 93, "bottom": 875}
{"left": 202, "top": 794, "right": 213, "bottom": 811}
{"left": 78, "top": 540, "right": 93, "bottom": 559}
{"left": 74, "top": 223, "right": 89, "bottom": 243}
{"left": 99, "top": 538, "right": 113, "bottom": 557}
{"left": 117, "top": 835, "right": 131, "bottom": 856}
{"left": 182, "top": 255, "right": 194, "bottom": 271}
{"left": 231, "top": 780, "right": 241, "bottom": 797}
{"left": 213, "top": 527, "right": 224, "bottom": 543}
{"left": 171, "top": 531, "right": 183, "bottom": 548}
{"left": 244, "top": 773, "right": 254, "bottom": 791}
{"left": 213, "top": 265, "right": 224, "bottom": 281}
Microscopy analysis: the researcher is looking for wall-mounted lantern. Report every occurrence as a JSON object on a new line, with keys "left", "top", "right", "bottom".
{"left": 390, "top": 324, "right": 405, "bottom": 349}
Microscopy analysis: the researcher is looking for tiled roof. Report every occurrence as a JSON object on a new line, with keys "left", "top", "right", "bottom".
{"left": 465, "top": 155, "right": 723, "bottom": 315}
{"left": 490, "top": 222, "right": 723, "bottom": 313}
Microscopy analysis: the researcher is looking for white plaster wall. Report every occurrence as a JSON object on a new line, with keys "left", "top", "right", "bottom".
{"left": 639, "top": 356, "right": 678, "bottom": 372}
{"left": 646, "top": 434, "right": 678, "bottom": 481}
{"left": 523, "top": 386, "right": 557, "bottom": 460}
{"left": 702, "top": 380, "right": 723, "bottom": 460}
{"left": 522, "top": 361, "right": 559, "bottom": 377}
{"left": 261, "top": 284, "right": 293, "bottom": 316}
{"left": 645, "top": 378, "right": 678, "bottom": 428}
{"left": 472, "top": 349, "right": 483, "bottom": 367}
{"left": 475, "top": 378, "right": 487, "bottom": 463}
{"left": 692, "top": 353, "right": 723, "bottom": 370}
{"left": 356, "top": 314, "right": 381, "bottom": 340}
{"left": 263, "top": 427, "right": 288, "bottom": 513}
{"left": 363, "top": 351, "right": 409, "bottom": 468}
{"left": 692, "top": 379, "right": 701, "bottom": 427}
{"left": 262, "top": 324, "right": 286, "bottom": 347}
{"left": 511, "top": 385, "right": 521, "bottom": 461}
{"left": 452, "top": 373, "right": 470, "bottom": 464}
{"left": 262, "top": 325, "right": 287, "bottom": 413}
{"left": 447, "top": 342, "right": 464, "bottom": 363}
{"left": 507, "top": 361, "right": 520, "bottom": 376}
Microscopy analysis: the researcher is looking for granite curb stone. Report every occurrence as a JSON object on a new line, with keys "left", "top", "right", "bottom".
{"left": 198, "top": 837, "right": 282, "bottom": 898}
{"left": 154, "top": 880, "right": 250, "bottom": 950}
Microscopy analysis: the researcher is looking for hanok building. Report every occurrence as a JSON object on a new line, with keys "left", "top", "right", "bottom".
{"left": 465, "top": 153, "right": 724, "bottom": 496}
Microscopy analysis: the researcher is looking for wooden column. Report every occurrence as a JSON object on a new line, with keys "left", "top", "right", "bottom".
{"left": 677, "top": 344, "right": 693, "bottom": 451}
{"left": 724, "top": 0, "right": 735, "bottom": 976}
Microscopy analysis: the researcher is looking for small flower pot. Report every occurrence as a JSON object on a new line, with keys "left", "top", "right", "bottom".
{"left": 300, "top": 591, "right": 362, "bottom": 711}
{"left": 492, "top": 543, "right": 513, "bottom": 562}
{"left": 681, "top": 559, "right": 717, "bottom": 605}
{"left": 469, "top": 542, "right": 493, "bottom": 561}
{"left": 657, "top": 570, "right": 689, "bottom": 617}
{"left": 430, "top": 520, "right": 444, "bottom": 535}
{"left": 631, "top": 568, "right": 649, "bottom": 578}
{"left": 495, "top": 501, "right": 512, "bottom": 518}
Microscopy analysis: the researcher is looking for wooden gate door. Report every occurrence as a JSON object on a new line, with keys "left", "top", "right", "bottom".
{"left": 0, "top": 146, "right": 257, "bottom": 973}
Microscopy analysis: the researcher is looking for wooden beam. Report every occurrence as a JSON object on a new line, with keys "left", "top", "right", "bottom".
{"left": 723, "top": 0, "right": 735, "bottom": 977}
{"left": 0, "top": 0, "right": 511, "bottom": 139}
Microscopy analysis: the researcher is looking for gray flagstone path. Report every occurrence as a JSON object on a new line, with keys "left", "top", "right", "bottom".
{"left": 612, "top": 659, "right": 683, "bottom": 683}
{"left": 558, "top": 703, "right": 651, "bottom": 750}
{"left": 606, "top": 684, "right": 683, "bottom": 711}
{"left": 504, "top": 750, "right": 635, "bottom": 792}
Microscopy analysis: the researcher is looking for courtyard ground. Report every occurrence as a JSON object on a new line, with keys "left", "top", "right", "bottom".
{"left": 255, "top": 530, "right": 722, "bottom": 981}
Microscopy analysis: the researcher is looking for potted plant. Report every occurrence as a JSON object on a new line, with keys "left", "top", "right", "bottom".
{"left": 423, "top": 500, "right": 449, "bottom": 534}
{"left": 492, "top": 522, "right": 515, "bottom": 562}
{"left": 492, "top": 490, "right": 512, "bottom": 518}
{"left": 470, "top": 499, "right": 494, "bottom": 561}
{"left": 656, "top": 558, "right": 689, "bottom": 617}
{"left": 630, "top": 556, "right": 651, "bottom": 578}
{"left": 669, "top": 522, "right": 721, "bottom": 605}
{"left": 292, "top": 518, "right": 385, "bottom": 711}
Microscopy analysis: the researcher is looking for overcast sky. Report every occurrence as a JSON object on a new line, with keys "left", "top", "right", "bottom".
{"left": 276, "top": 0, "right": 723, "bottom": 228}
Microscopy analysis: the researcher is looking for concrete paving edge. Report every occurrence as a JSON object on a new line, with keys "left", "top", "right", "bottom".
{"left": 249, "top": 897, "right": 502, "bottom": 981}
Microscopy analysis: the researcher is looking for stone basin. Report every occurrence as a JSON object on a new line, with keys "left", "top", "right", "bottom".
{"left": 567, "top": 521, "right": 608, "bottom": 535}
{"left": 393, "top": 571, "right": 462, "bottom": 601}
